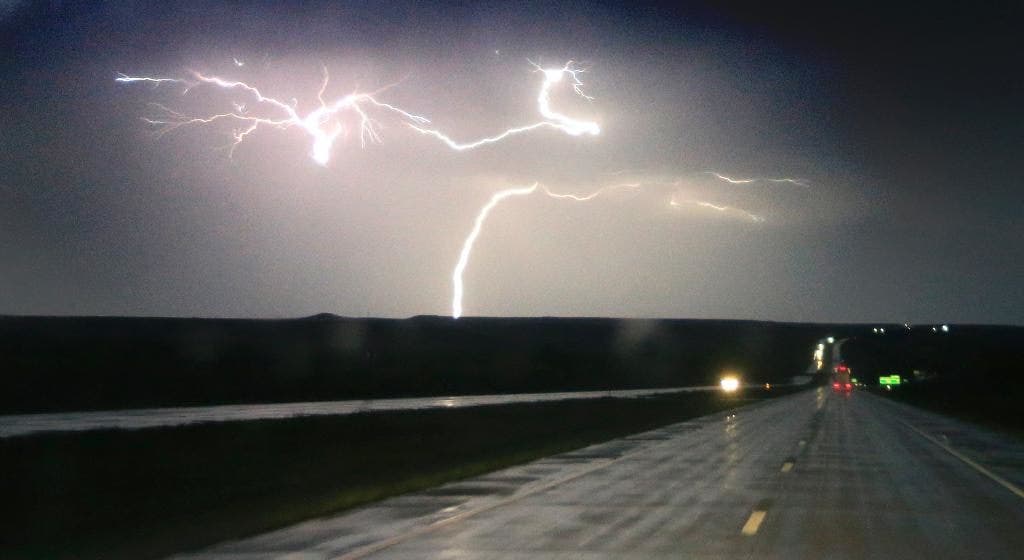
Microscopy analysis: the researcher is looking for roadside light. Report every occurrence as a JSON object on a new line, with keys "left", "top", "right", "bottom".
{"left": 826, "top": 336, "right": 835, "bottom": 344}
{"left": 764, "top": 383, "right": 772, "bottom": 390}
{"left": 720, "top": 376, "right": 740, "bottom": 393}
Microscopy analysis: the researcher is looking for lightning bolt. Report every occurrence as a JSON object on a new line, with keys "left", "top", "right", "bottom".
{"left": 118, "top": 61, "right": 797, "bottom": 320}
{"left": 704, "top": 171, "right": 808, "bottom": 188}
{"left": 115, "top": 74, "right": 184, "bottom": 86}
{"left": 117, "top": 60, "right": 599, "bottom": 164}
{"left": 116, "top": 67, "right": 430, "bottom": 166}
{"left": 452, "top": 183, "right": 538, "bottom": 319}
{"left": 408, "top": 60, "right": 600, "bottom": 151}
{"left": 452, "top": 181, "right": 640, "bottom": 319}
{"left": 451, "top": 171, "right": 789, "bottom": 317}
{"left": 670, "top": 197, "right": 765, "bottom": 223}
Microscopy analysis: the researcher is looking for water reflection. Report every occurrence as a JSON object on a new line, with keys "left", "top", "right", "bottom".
{"left": 0, "top": 385, "right": 717, "bottom": 438}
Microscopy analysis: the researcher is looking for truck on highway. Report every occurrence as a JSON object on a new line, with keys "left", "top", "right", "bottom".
{"left": 832, "top": 362, "right": 853, "bottom": 392}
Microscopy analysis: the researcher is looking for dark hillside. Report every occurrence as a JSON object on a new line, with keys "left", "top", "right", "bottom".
{"left": 0, "top": 315, "right": 834, "bottom": 413}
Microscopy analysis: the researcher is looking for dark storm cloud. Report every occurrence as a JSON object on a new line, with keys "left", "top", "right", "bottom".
{"left": 0, "top": 1, "right": 1020, "bottom": 323}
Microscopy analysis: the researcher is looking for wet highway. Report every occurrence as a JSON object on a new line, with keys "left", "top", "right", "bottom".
{"left": 175, "top": 387, "right": 1024, "bottom": 559}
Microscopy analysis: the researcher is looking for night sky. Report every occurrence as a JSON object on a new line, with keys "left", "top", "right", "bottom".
{"left": 1, "top": 1, "right": 1021, "bottom": 323}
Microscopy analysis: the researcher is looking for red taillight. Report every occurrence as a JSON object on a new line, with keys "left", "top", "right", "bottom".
{"left": 832, "top": 382, "right": 840, "bottom": 388}
{"left": 845, "top": 383, "right": 852, "bottom": 390}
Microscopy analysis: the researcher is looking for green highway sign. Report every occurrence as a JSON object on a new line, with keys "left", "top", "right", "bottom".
{"left": 879, "top": 375, "right": 902, "bottom": 386}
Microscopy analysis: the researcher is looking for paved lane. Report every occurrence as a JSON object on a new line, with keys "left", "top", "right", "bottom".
{"left": 176, "top": 388, "right": 1024, "bottom": 559}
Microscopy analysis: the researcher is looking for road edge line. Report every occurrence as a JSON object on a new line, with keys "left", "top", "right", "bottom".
{"left": 900, "top": 420, "right": 1024, "bottom": 501}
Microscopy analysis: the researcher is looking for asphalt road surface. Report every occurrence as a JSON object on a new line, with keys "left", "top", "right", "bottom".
{"left": 174, "top": 387, "right": 1024, "bottom": 559}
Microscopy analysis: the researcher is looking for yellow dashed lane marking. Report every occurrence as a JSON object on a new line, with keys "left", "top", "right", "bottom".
{"left": 741, "top": 510, "right": 767, "bottom": 536}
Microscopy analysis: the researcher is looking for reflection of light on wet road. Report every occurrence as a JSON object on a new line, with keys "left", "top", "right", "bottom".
{"left": 813, "top": 343, "right": 825, "bottom": 371}
{"left": 0, "top": 385, "right": 729, "bottom": 438}
{"left": 723, "top": 413, "right": 740, "bottom": 470}
{"left": 188, "top": 381, "right": 1024, "bottom": 558}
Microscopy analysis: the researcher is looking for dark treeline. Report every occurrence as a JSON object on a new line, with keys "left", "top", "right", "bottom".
{"left": 0, "top": 315, "right": 834, "bottom": 413}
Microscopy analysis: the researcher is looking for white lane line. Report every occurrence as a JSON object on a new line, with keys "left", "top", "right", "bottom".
{"left": 900, "top": 420, "right": 1024, "bottom": 501}
{"left": 741, "top": 510, "right": 767, "bottom": 536}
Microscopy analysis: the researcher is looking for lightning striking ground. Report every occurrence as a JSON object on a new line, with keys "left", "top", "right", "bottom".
{"left": 119, "top": 60, "right": 794, "bottom": 319}
{"left": 116, "top": 67, "right": 430, "bottom": 165}
{"left": 453, "top": 175, "right": 783, "bottom": 317}
{"left": 452, "top": 181, "right": 640, "bottom": 319}
{"left": 408, "top": 60, "right": 600, "bottom": 151}
{"left": 452, "top": 183, "right": 539, "bottom": 319}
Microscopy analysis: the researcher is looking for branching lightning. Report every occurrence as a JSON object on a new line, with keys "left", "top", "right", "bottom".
{"left": 408, "top": 60, "right": 600, "bottom": 151}
{"left": 117, "top": 59, "right": 803, "bottom": 320}
{"left": 705, "top": 171, "right": 808, "bottom": 188}
{"left": 116, "top": 67, "right": 430, "bottom": 165}
{"left": 117, "top": 59, "right": 600, "bottom": 164}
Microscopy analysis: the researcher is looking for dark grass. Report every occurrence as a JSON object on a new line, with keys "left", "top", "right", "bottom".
{"left": 0, "top": 388, "right": 796, "bottom": 559}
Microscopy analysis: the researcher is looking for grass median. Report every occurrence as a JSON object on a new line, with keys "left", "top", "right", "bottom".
{"left": 1, "top": 387, "right": 796, "bottom": 559}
